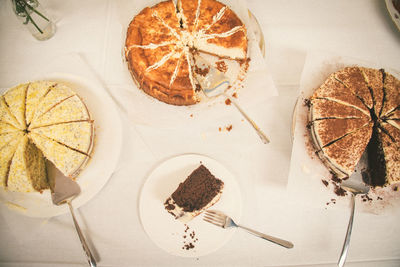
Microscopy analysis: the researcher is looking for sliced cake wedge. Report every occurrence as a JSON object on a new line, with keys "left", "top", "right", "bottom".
{"left": 7, "top": 136, "right": 48, "bottom": 192}
{"left": 29, "top": 132, "right": 89, "bottom": 178}
{"left": 25, "top": 81, "right": 56, "bottom": 126}
{"left": 3, "top": 83, "right": 28, "bottom": 129}
{"left": 0, "top": 132, "right": 24, "bottom": 187}
{"left": 30, "top": 83, "right": 76, "bottom": 124}
{"left": 0, "top": 96, "right": 23, "bottom": 130}
{"left": 29, "top": 95, "right": 90, "bottom": 129}
{"left": 31, "top": 121, "right": 94, "bottom": 154}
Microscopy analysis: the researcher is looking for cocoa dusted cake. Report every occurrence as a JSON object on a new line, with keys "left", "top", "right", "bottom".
{"left": 164, "top": 164, "right": 224, "bottom": 222}
{"left": 125, "top": 0, "right": 248, "bottom": 105}
{"left": 309, "top": 67, "right": 400, "bottom": 187}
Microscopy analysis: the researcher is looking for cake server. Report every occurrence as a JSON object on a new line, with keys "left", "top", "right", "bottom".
{"left": 337, "top": 151, "right": 370, "bottom": 267}
{"left": 192, "top": 53, "right": 270, "bottom": 144}
{"left": 48, "top": 163, "right": 97, "bottom": 267}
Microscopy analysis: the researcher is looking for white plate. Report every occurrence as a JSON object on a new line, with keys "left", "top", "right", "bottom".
{"left": 386, "top": 0, "right": 400, "bottom": 32}
{"left": 0, "top": 73, "right": 123, "bottom": 217}
{"left": 139, "top": 154, "right": 242, "bottom": 257}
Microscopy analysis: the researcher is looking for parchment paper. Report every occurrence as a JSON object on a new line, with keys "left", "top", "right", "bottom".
{"left": 106, "top": 0, "right": 278, "bottom": 129}
{"left": 287, "top": 51, "right": 400, "bottom": 215}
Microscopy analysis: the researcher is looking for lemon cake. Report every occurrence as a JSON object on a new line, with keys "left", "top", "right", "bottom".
{"left": 0, "top": 80, "right": 94, "bottom": 193}
{"left": 309, "top": 67, "right": 400, "bottom": 187}
{"left": 125, "top": 0, "right": 248, "bottom": 105}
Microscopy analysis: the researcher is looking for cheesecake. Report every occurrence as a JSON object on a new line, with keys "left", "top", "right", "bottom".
{"left": 125, "top": 0, "right": 248, "bottom": 105}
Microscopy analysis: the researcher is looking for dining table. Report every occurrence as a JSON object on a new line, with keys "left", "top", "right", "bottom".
{"left": 1, "top": 0, "right": 400, "bottom": 266}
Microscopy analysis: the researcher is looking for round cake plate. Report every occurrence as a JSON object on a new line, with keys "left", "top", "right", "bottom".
{"left": 0, "top": 73, "right": 123, "bottom": 217}
{"left": 385, "top": 0, "right": 400, "bottom": 32}
{"left": 139, "top": 154, "right": 242, "bottom": 257}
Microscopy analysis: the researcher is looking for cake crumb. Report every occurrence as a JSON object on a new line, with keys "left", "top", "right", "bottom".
{"left": 215, "top": 60, "right": 228, "bottom": 73}
{"left": 321, "top": 179, "right": 329, "bottom": 187}
{"left": 226, "top": 125, "right": 233, "bottom": 131}
{"left": 232, "top": 92, "right": 237, "bottom": 98}
{"left": 190, "top": 114, "right": 193, "bottom": 118}
{"left": 225, "top": 98, "right": 231, "bottom": 105}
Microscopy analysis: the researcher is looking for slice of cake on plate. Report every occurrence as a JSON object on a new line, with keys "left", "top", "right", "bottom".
{"left": 31, "top": 121, "right": 94, "bottom": 154}
{"left": 3, "top": 83, "right": 28, "bottom": 129}
{"left": 29, "top": 132, "right": 89, "bottom": 178}
{"left": 7, "top": 135, "right": 48, "bottom": 192}
{"left": 164, "top": 164, "right": 224, "bottom": 223}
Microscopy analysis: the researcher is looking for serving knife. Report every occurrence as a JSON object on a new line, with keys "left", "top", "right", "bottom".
{"left": 192, "top": 53, "right": 270, "bottom": 144}
{"left": 48, "top": 163, "right": 97, "bottom": 267}
{"left": 337, "top": 150, "right": 370, "bottom": 267}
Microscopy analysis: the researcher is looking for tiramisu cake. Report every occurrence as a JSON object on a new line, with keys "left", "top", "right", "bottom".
{"left": 125, "top": 0, "right": 248, "bottom": 105}
{"left": 309, "top": 67, "right": 400, "bottom": 187}
{"left": 164, "top": 164, "right": 224, "bottom": 222}
{"left": 0, "top": 81, "right": 94, "bottom": 193}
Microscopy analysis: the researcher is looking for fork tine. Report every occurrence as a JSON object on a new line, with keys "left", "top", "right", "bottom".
{"left": 203, "top": 217, "right": 224, "bottom": 227}
{"left": 204, "top": 213, "right": 225, "bottom": 223}
{"left": 203, "top": 214, "right": 225, "bottom": 224}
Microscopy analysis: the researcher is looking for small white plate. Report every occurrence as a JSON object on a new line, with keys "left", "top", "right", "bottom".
{"left": 0, "top": 73, "right": 123, "bottom": 217}
{"left": 139, "top": 154, "right": 242, "bottom": 257}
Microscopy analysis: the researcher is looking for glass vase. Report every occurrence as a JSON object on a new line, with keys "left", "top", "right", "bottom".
{"left": 12, "top": 0, "right": 56, "bottom": 41}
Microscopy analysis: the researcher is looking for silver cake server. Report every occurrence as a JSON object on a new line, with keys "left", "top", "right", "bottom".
{"left": 48, "top": 163, "right": 97, "bottom": 267}
{"left": 337, "top": 150, "right": 370, "bottom": 267}
{"left": 192, "top": 53, "right": 270, "bottom": 144}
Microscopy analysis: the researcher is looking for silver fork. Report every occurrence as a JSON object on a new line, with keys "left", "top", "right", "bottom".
{"left": 203, "top": 210, "right": 294, "bottom": 248}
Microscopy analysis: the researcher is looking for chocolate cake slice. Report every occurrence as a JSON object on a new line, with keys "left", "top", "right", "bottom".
{"left": 164, "top": 164, "right": 224, "bottom": 223}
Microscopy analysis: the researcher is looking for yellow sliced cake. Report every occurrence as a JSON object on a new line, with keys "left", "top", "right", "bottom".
{"left": 3, "top": 83, "right": 28, "bottom": 129}
{"left": 29, "top": 95, "right": 90, "bottom": 129}
{"left": 7, "top": 136, "right": 48, "bottom": 192}
{"left": 25, "top": 81, "right": 56, "bottom": 126}
{"left": 0, "top": 122, "right": 20, "bottom": 135}
{"left": 0, "top": 132, "right": 24, "bottom": 187}
{"left": 29, "top": 132, "right": 89, "bottom": 178}
{"left": 0, "top": 131, "right": 24, "bottom": 151}
{"left": 0, "top": 96, "right": 23, "bottom": 130}
{"left": 30, "top": 83, "right": 76, "bottom": 123}
{"left": 31, "top": 121, "right": 94, "bottom": 154}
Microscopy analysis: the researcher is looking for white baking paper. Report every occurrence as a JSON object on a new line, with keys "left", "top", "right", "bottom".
{"left": 287, "top": 51, "right": 400, "bottom": 215}
{"left": 105, "top": 0, "right": 277, "bottom": 129}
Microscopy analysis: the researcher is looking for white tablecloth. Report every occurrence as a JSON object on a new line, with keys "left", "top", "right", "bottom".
{"left": 1, "top": 0, "right": 400, "bottom": 266}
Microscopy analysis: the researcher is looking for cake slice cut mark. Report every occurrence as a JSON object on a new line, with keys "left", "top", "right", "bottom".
{"left": 185, "top": 50, "right": 197, "bottom": 92}
{"left": 382, "top": 104, "right": 400, "bottom": 119}
{"left": 312, "top": 116, "right": 364, "bottom": 121}
{"left": 4, "top": 83, "right": 28, "bottom": 129}
{"left": 360, "top": 67, "right": 385, "bottom": 117}
{"left": 29, "top": 119, "right": 93, "bottom": 130}
{"left": 378, "top": 122, "right": 400, "bottom": 185}
{"left": 153, "top": 11, "right": 182, "bottom": 40}
{"left": 334, "top": 67, "right": 373, "bottom": 109}
{"left": 312, "top": 97, "right": 371, "bottom": 117}
{"left": 126, "top": 41, "right": 176, "bottom": 53}
{"left": 170, "top": 53, "right": 183, "bottom": 87}
{"left": 0, "top": 96, "right": 23, "bottom": 130}
{"left": 193, "top": 0, "right": 202, "bottom": 32}
{"left": 201, "top": 6, "right": 226, "bottom": 33}
{"left": 25, "top": 81, "right": 56, "bottom": 126}
{"left": 29, "top": 132, "right": 90, "bottom": 178}
{"left": 0, "top": 133, "right": 24, "bottom": 187}
{"left": 199, "top": 26, "right": 245, "bottom": 40}
{"left": 320, "top": 124, "right": 373, "bottom": 177}
{"left": 33, "top": 132, "right": 91, "bottom": 157}
{"left": 146, "top": 50, "right": 177, "bottom": 72}
{"left": 32, "top": 94, "right": 75, "bottom": 124}
{"left": 379, "top": 69, "right": 387, "bottom": 117}
{"left": 380, "top": 71, "right": 400, "bottom": 117}
{"left": 385, "top": 120, "right": 400, "bottom": 131}
{"left": 31, "top": 121, "right": 94, "bottom": 154}
{"left": 0, "top": 131, "right": 24, "bottom": 151}
{"left": 0, "top": 121, "right": 20, "bottom": 135}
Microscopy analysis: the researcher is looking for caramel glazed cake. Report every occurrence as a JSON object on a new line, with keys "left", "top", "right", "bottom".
{"left": 164, "top": 164, "right": 224, "bottom": 223}
{"left": 308, "top": 66, "right": 400, "bottom": 188}
{"left": 125, "top": 0, "right": 248, "bottom": 105}
{"left": 0, "top": 81, "right": 94, "bottom": 193}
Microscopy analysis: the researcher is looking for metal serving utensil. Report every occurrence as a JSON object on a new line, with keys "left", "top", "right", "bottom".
{"left": 337, "top": 151, "right": 371, "bottom": 267}
{"left": 203, "top": 210, "right": 293, "bottom": 248}
{"left": 192, "top": 53, "right": 270, "bottom": 144}
{"left": 48, "top": 163, "right": 97, "bottom": 267}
